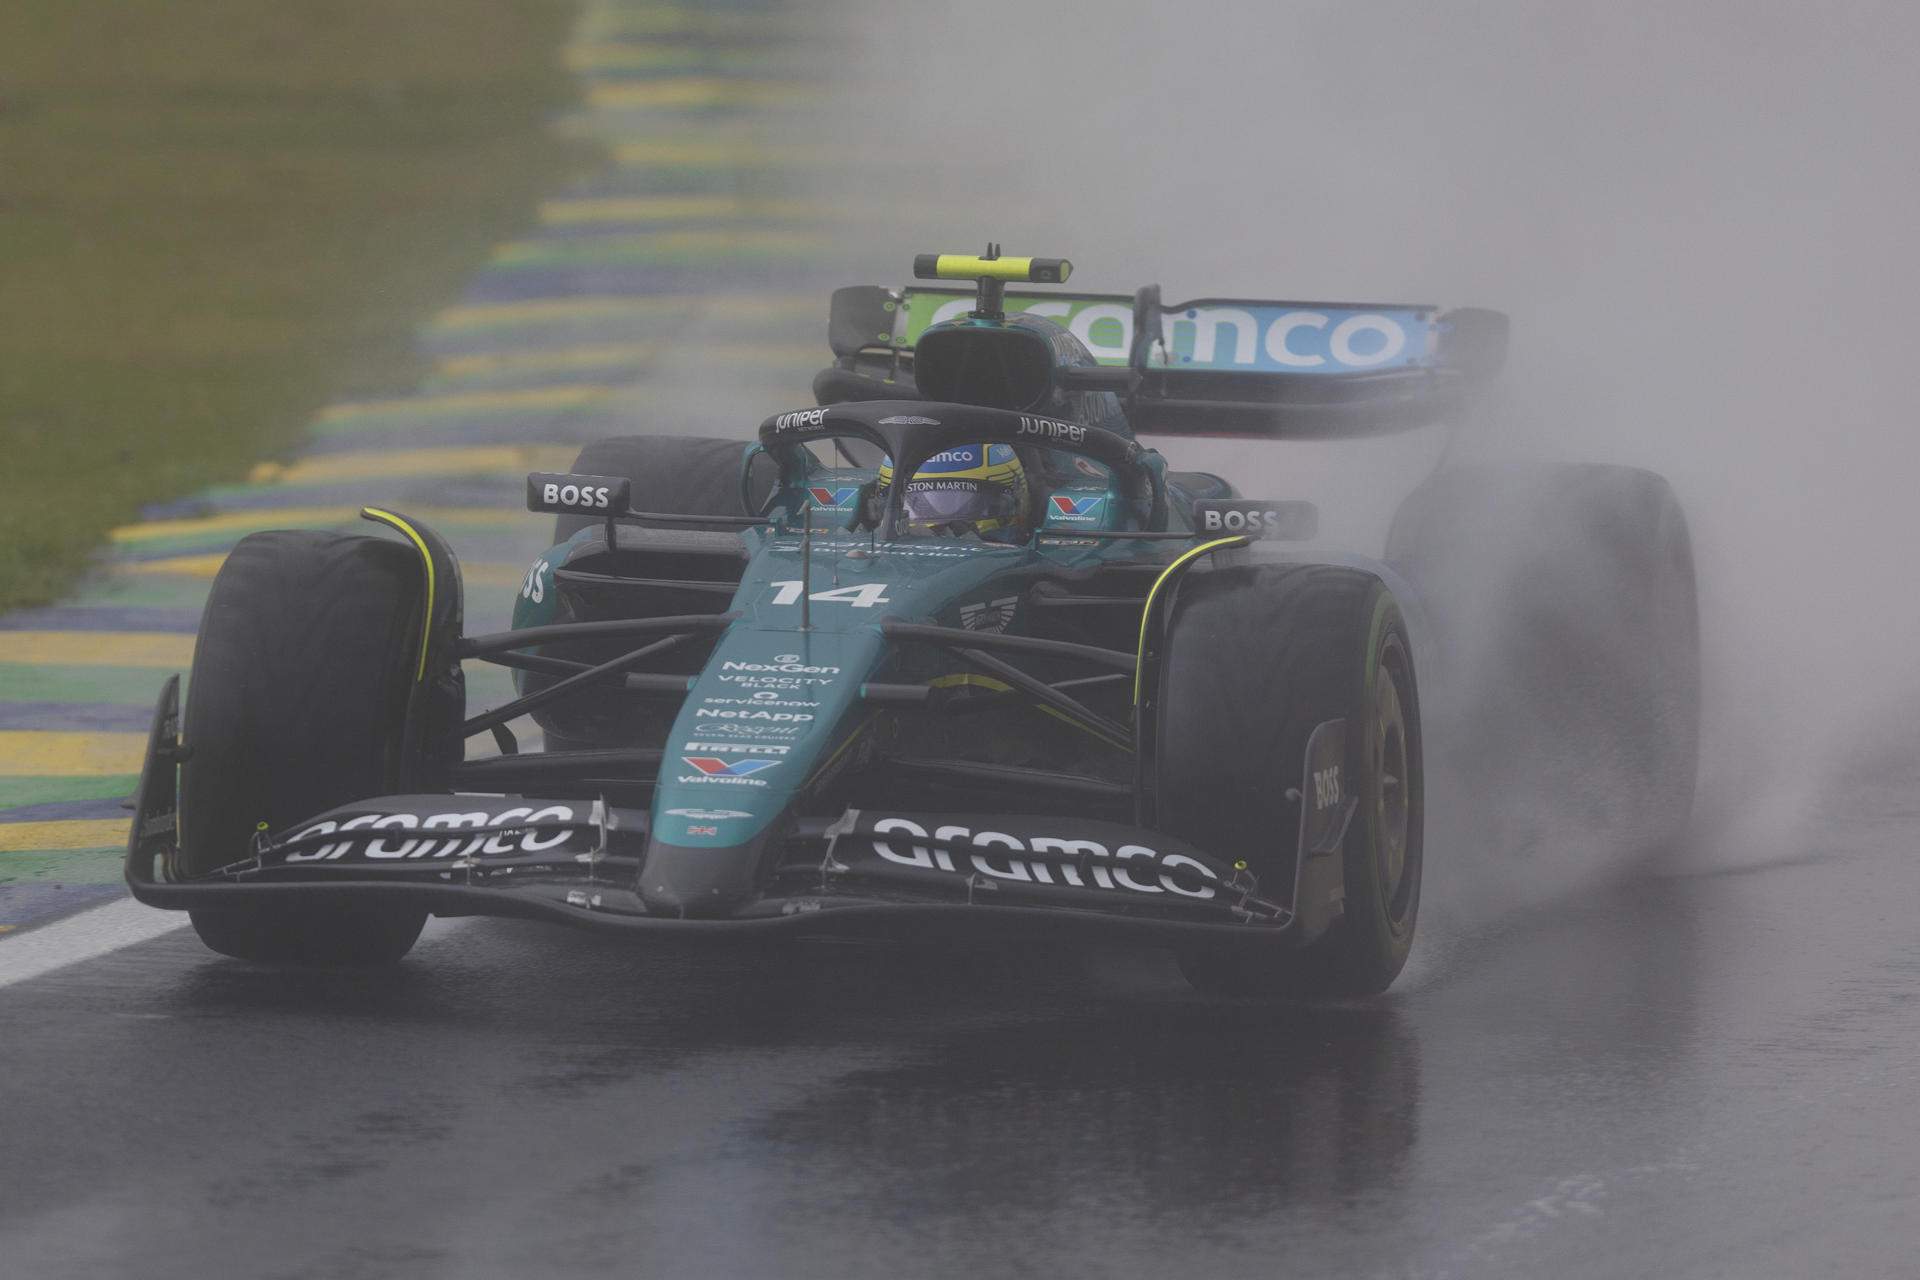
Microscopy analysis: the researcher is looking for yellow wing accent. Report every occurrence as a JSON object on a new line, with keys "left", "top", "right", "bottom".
{"left": 915, "top": 254, "right": 1072, "bottom": 284}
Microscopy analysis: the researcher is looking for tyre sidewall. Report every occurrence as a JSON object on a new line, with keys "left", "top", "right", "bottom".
{"left": 178, "top": 530, "right": 433, "bottom": 964}
{"left": 1156, "top": 566, "right": 1423, "bottom": 997}
{"left": 1332, "top": 592, "right": 1423, "bottom": 989}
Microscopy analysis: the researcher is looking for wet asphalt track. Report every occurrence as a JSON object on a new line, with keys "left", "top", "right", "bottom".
{"left": 7, "top": 3, "right": 1920, "bottom": 1274}
{"left": 2, "top": 765, "right": 1916, "bottom": 1279}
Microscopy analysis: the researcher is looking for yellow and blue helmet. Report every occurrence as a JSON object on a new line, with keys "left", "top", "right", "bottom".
{"left": 877, "top": 443, "right": 1031, "bottom": 539}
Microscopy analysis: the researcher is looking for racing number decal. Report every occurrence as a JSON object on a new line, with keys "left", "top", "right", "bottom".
{"left": 520, "top": 559, "right": 550, "bottom": 604}
{"left": 767, "top": 581, "right": 891, "bottom": 608}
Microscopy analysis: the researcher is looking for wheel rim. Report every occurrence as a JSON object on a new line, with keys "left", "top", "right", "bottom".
{"left": 1374, "top": 642, "right": 1414, "bottom": 925}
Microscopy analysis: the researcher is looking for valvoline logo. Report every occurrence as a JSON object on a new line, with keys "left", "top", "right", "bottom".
{"left": 1049, "top": 494, "right": 1106, "bottom": 521}
{"left": 681, "top": 757, "right": 780, "bottom": 778}
{"left": 809, "top": 486, "right": 860, "bottom": 507}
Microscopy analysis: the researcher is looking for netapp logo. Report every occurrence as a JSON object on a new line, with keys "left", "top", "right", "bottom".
{"left": 695, "top": 708, "right": 814, "bottom": 722}
{"left": 284, "top": 805, "right": 576, "bottom": 862}
{"left": 868, "top": 819, "right": 1217, "bottom": 899}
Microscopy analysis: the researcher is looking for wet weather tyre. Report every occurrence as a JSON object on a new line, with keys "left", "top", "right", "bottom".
{"left": 177, "top": 530, "right": 441, "bottom": 966}
{"left": 1386, "top": 464, "right": 1698, "bottom": 858}
{"left": 552, "top": 435, "right": 769, "bottom": 541}
{"left": 1157, "top": 566, "right": 1423, "bottom": 999}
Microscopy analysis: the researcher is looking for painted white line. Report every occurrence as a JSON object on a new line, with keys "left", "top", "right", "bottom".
{"left": 0, "top": 897, "right": 186, "bottom": 989}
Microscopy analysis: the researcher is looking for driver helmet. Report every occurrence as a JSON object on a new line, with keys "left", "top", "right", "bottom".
{"left": 877, "top": 443, "right": 1031, "bottom": 540}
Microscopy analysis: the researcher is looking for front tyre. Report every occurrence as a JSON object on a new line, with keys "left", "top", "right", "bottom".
{"left": 177, "top": 531, "right": 451, "bottom": 965}
{"left": 1154, "top": 566, "right": 1424, "bottom": 998}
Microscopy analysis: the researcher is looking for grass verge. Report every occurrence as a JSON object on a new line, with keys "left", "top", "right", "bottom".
{"left": 0, "top": 0, "right": 588, "bottom": 611}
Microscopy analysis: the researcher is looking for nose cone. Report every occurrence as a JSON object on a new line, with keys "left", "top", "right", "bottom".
{"left": 636, "top": 834, "right": 770, "bottom": 918}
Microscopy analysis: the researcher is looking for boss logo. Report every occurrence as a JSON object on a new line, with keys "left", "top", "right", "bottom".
{"left": 548, "top": 483, "right": 610, "bottom": 508}
{"left": 526, "top": 472, "right": 630, "bottom": 515}
{"left": 1193, "top": 499, "right": 1318, "bottom": 540}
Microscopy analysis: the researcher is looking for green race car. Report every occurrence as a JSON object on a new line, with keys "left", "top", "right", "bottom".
{"left": 126, "top": 250, "right": 1698, "bottom": 998}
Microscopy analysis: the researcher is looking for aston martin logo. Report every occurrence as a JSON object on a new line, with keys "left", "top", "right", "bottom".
{"left": 958, "top": 595, "right": 1019, "bottom": 633}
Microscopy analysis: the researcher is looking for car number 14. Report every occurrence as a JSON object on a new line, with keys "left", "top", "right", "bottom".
{"left": 767, "top": 581, "right": 891, "bottom": 608}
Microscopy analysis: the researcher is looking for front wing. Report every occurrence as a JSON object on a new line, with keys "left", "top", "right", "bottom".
{"left": 123, "top": 681, "right": 1314, "bottom": 950}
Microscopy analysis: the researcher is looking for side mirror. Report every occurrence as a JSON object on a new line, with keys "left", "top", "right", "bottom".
{"left": 844, "top": 479, "right": 887, "bottom": 534}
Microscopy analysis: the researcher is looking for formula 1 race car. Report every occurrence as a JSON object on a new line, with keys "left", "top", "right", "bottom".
{"left": 125, "top": 250, "right": 1699, "bottom": 998}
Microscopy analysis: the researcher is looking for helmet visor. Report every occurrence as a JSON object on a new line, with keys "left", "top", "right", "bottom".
{"left": 902, "top": 480, "right": 1020, "bottom": 529}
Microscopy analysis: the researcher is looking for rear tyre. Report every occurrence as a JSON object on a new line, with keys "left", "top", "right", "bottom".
{"left": 178, "top": 531, "right": 449, "bottom": 965}
{"left": 1387, "top": 464, "right": 1698, "bottom": 859}
{"left": 1155, "top": 566, "right": 1424, "bottom": 999}
{"left": 553, "top": 434, "right": 769, "bottom": 542}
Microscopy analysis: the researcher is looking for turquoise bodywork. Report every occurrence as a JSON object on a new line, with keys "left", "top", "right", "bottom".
{"left": 508, "top": 448, "right": 1203, "bottom": 859}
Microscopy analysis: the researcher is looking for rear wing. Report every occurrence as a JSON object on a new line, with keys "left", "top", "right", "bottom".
{"left": 826, "top": 284, "right": 1507, "bottom": 437}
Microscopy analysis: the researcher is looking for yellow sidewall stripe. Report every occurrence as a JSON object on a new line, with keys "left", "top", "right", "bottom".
{"left": 1133, "top": 537, "right": 1252, "bottom": 703}
{"left": 361, "top": 509, "right": 435, "bottom": 682}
